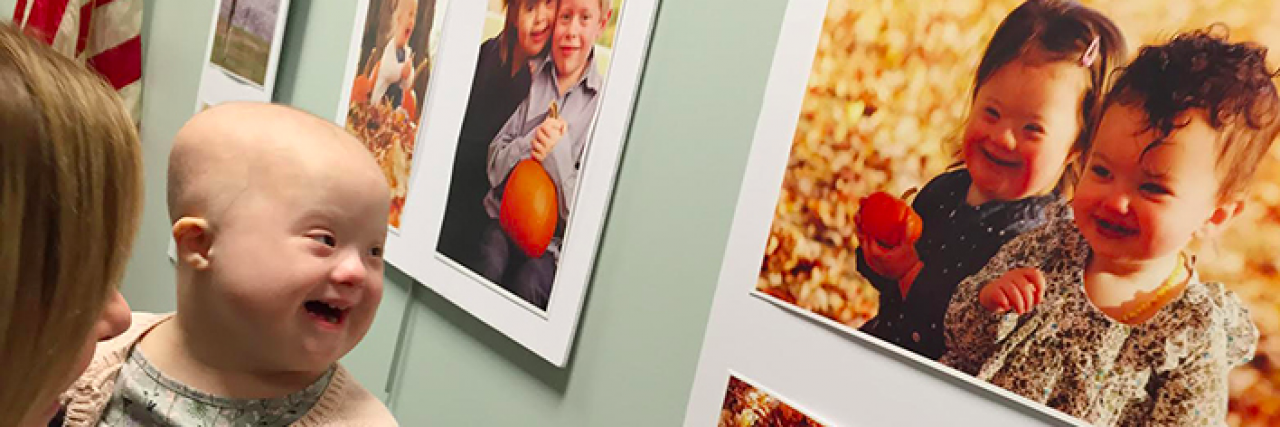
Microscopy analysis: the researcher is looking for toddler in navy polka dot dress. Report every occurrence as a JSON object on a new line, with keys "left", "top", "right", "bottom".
{"left": 854, "top": 0, "right": 1125, "bottom": 360}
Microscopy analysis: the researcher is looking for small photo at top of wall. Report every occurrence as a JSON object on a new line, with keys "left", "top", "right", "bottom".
{"left": 209, "top": 0, "right": 283, "bottom": 86}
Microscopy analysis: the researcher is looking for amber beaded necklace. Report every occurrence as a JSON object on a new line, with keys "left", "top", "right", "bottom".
{"left": 1117, "top": 251, "right": 1191, "bottom": 324}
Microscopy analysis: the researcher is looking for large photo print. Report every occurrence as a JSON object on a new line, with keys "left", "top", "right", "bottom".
{"left": 754, "top": 0, "right": 1280, "bottom": 425}
{"left": 435, "top": 0, "right": 625, "bottom": 311}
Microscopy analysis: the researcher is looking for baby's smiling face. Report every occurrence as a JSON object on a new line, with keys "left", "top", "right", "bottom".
{"left": 393, "top": 1, "right": 417, "bottom": 48}
{"left": 186, "top": 122, "right": 391, "bottom": 373}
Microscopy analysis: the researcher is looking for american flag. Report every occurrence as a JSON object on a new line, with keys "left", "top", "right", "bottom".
{"left": 12, "top": 0, "right": 143, "bottom": 123}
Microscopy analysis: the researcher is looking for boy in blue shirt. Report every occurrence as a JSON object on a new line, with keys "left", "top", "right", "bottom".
{"left": 482, "top": 0, "right": 612, "bottom": 309}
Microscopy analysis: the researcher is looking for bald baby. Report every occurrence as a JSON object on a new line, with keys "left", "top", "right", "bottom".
{"left": 167, "top": 102, "right": 386, "bottom": 226}
{"left": 119, "top": 102, "right": 399, "bottom": 418}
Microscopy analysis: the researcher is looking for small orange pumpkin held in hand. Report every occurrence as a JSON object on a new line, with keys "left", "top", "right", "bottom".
{"left": 500, "top": 159, "right": 559, "bottom": 258}
{"left": 855, "top": 191, "right": 922, "bottom": 248}
{"left": 351, "top": 75, "right": 373, "bottom": 105}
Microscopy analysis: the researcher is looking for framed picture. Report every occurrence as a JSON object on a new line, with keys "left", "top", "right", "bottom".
{"left": 687, "top": 0, "right": 1279, "bottom": 425}
{"left": 195, "top": 0, "right": 291, "bottom": 107}
{"left": 363, "top": 0, "right": 658, "bottom": 366}
{"left": 718, "top": 373, "right": 828, "bottom": 427}
{"left": 336, "top": 0, "right": 450, "bottom": 230}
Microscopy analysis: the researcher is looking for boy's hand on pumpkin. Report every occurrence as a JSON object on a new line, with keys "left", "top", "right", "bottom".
{"left": 531, "top": 117, "right": 567, "bottom": 162}
{"left": 979, "top": 267, "right": 1046, "bottom": 314}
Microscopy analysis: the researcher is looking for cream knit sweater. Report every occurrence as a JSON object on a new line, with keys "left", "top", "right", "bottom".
{"left": 61, "top": 312, "right": 398, "bottom": 426}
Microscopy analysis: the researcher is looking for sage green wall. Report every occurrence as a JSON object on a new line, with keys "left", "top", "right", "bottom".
{"left": 120, "top": 0, "right": 781, "bottom": 424}
{"left": 381, "top": 1, "right": 784, "bottom": 423}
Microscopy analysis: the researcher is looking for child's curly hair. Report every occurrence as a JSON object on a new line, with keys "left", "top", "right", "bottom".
{"left": 1104, "top": 26, "right": 1280, "bottom": 200}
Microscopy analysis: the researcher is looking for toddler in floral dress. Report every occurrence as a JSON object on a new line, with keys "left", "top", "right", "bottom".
{"left": 941, "top": 28, "right": 1274, "bottom": 426}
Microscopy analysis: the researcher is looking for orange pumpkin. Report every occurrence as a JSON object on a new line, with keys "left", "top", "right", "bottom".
{"left": 351, "top": 75, "right": 373, "bottom": 104}
{"left": 499, "top": 159, "right": 559, "bottom": 258}
{"left": 855, "top": 191, "right": 922, "bottom": 247}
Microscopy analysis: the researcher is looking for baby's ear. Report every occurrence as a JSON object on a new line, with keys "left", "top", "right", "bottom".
{"left": 173, "top": 217, "right": 213, "bottom": 270}
{"left": 1197, "top": 197, "right": 1245, "bottom": 240}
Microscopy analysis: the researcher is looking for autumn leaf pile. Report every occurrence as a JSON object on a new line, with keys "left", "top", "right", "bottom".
{"left": 719, "top": 377, "right": 826, "bottom": 427}
{"left": 346, "top": 101, "right": 418, "bottom": 227}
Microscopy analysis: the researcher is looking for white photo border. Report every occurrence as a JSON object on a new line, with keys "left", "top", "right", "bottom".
{"left": 356, "top": 0, "right": 659, "bottom": 367}
{"left": 195, "top": 0, "right": 292, "bottom": 108}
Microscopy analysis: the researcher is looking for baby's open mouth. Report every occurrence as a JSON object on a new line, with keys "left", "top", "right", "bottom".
{"left": 1096, "top": 217, "right": 1137, "bottom": 237}
{"left": 304, "top": 300, "right": 347, "bottom": 325}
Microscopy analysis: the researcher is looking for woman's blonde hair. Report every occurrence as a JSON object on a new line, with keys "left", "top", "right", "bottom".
{"left": 0, "top": 23, "right": 141, "bottom": 423}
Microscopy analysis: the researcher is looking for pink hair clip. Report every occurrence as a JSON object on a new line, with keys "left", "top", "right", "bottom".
{"left": 1081, "top": 36, "right": 1100, "bottom": 68}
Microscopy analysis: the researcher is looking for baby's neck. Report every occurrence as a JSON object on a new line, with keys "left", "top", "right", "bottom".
{"left": 1083, "top": 252, "right": 1185, "bottom": 323}
{"left": 137, "top": 314, "right": 329, "bottom": 400}
{"left": 1087, "top": 253, "right": 1178, "bottom": 280}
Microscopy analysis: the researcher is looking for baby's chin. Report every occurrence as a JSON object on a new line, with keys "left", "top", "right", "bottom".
{"left": 289, "top": 340, "right": 357, "bottom": 372}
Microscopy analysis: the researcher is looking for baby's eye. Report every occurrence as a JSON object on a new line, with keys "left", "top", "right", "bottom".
{"left": 370, "top": 246, "right": 384, "bottom": 258}
{"left": 311, "top": 234, "right": 337, "bottom": 247}
{"left": 1140, "top": 183, "right": 1171, "bottom": 196}
{"left": 983, "top": 107, "right": 1000, "bottom": 121}
{"left": 1023, "top": 123, "right": 1045, "bottom": 134}
{"left": 1089, "top": 165, "right": 1111, "bottom": 179}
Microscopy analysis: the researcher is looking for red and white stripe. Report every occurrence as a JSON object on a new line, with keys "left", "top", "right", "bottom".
{"left": 13, "top": 0, "right": 143, "bottom": 123}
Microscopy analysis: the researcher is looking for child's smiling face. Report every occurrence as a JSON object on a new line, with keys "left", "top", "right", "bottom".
{"left": 198, "top": 137, "right": 390, "bottom": 373}
{"left": 962, "top": 58, "right": 1087, "bottom": 205}
{"left": 393, "top": 0, "right": 417, "bottom": 47}
{"left": 552, "top": 0, "right": 607, "bottom": 82}
{"left": 515, "top": 0, "right": 556, "bottom": 59}
{"left": 1073, "top": 104, "right": 1231, "bottom": 264}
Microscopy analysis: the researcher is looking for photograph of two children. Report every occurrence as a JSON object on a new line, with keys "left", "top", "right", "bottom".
{"left": 435, "top": 0, "right": 625, "bottom": 312}
{"left": 341, "top": 0, "right": 627, "bottom": 314}
{"left": 753, "top": 0, "right": 1280, "bottom": 425}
